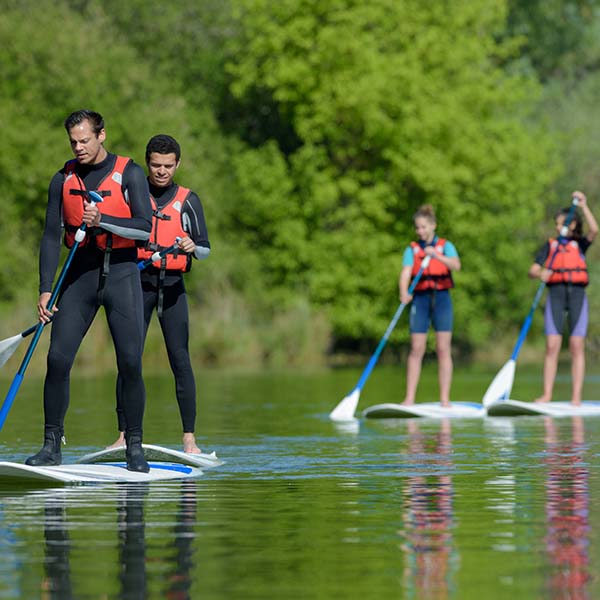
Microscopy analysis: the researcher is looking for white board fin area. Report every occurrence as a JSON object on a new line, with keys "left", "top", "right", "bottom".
{"left": 76, "top": 443, "right": 223, "bottom": 468}
{"left": 486, "top": 399, "right": 600, "bottom": 417}
{"left": 0, "top": 461, "right": 203, "bottom": 486}
{"left": 362, "top": 401, "right": 486, "bottom": 419}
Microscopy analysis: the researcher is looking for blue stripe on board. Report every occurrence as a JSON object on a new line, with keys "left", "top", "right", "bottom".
{"left": 105, "top": 462, "right": 194, "bottom": 474}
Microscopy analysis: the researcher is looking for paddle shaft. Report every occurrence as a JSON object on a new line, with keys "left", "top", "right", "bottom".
{"left": 355, "top": 255, "right": 432, "bottom": 391}
{"left": 510, "top": 198, "right": 579, "bottom": 361}
{"left": 136, "top": 237, "right": 181, "bottom": 270}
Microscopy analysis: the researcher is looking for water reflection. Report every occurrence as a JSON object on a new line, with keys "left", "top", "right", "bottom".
{"left": 42, "top": 494, "right": 72, "bottom": 599}
{"left": 543, "top": 417, "right": 591, "bottom": 598}
{"left": 1, "top": 482, "right": 199, "bottom": 599}
{"left": 117, "top": 485, "right": 148, "bottom": 599}
{"left": 402, "top": 420, "right": 456, "bottom": 598}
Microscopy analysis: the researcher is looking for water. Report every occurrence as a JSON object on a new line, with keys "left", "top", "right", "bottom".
{"left": 1, "top": 364, "right": 600, "bottom": 598}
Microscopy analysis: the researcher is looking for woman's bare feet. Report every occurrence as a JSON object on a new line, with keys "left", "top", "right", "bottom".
{"left": 534, "top": 396, "right": 551, "bottom": 404}
{"left": 106, "top": 432, "right": 126, "bottom": 449}
{"left": 183, "top": 433, "right": 201, "bottom": 454}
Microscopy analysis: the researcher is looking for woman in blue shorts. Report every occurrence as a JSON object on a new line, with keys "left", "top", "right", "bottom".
{"left": 399, "top": 205, "right": 461, "bottom": 407}
{"left": 528, "top": 191, "right": 598, "bottom": 405}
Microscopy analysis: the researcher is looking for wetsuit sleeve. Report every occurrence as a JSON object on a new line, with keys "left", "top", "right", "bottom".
{"left": 443, "top": 240, "right": 459, "bottom": 259}
{"left": 579, "top": 238, "right": 592, "bottom": 254}
{"left": 402, "top": 246, "right": 414, "bottom": 268}
{"left": 182, "top": 191, "right": 211, "bottom": 260}
{"left": 39, "top": 172, "right": 65, "bottom": 294}
{"left": 99, "top": 162, "right": 151, "bottom": 240}
{"left": 534, "top": 242, "right": 550, "bottom": 265}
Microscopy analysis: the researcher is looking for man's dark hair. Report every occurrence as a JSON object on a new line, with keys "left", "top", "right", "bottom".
{"left": 64, "top": 110, "right": 104, "bottom": 134}
{"left": 146, "top": 134, "right": 181, "bottom": 162}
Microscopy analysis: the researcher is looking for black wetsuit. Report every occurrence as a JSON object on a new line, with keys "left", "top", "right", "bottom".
{"left": 116, "top": 181, "right": 210, "bottom": 434}
{"left": 39, "top": 153, "right": 152, "bottom": 439}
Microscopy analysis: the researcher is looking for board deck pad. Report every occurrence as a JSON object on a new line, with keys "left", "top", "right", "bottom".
{"left": 362, "top": 401, "right": 485, "bottom": 419}
{"left": 76, "top": 444, "right": 223, "bottom": 468}
{"left": 486, "top": 399, "right": 600, "bottom": 417}
{"left": 0, "top": 461, "right": 204, "bottom": 485}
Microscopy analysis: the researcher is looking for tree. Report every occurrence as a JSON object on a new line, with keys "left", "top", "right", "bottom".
{"left": 219, "top": 0, "right": 558, "bottom": 348}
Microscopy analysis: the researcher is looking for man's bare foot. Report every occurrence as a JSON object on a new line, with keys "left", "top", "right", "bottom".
{"left": 106, "top": 432, "right": 126, "bottom": 450}
{"left": 183, "top": 433, "right": 201, "bottom": 454}
{"left": 401, "top": 399, "right": 415, "bottom": 406}
{"left": 571, "top": 400, "right": 582, "bottom": 406}
{"left": 440, "top": 401, "right": 452, "bottom": 408}
{"left": 534, "top": 397, "right": 550, "bottom": 404}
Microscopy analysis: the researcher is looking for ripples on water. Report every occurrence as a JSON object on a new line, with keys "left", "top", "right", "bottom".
{"left": 1, "top": 368, "right": 600, "bottom": 598}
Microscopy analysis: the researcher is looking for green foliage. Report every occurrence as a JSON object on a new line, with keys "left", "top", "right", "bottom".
{"left": 220, "top": 0, "right": 558, "bottom": 347}
{"left": 1, "top": 0, "right": 597, "bottom": 367}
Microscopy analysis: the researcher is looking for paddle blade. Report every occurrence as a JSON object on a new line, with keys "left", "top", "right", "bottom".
{"left": 0, "top": 334, "right": 25, "bottom": 369}
{"left": 482, "top": 359, "right": 516, "bottom": 407}
{"left": 329, "top": 388, "right": 360, "bottom": 422}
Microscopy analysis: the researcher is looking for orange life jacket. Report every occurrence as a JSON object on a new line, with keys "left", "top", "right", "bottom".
{"left": 137, "top": 185, "right": 191, "bottom": 272}
{"left": 546, "top": 237, "right": 588, "bottom": 285}
{"left": 410, "top": 238, "right": 454, "bottom": 291}
{"left": 62, "top": 155, "right": 135, "bottom": 250}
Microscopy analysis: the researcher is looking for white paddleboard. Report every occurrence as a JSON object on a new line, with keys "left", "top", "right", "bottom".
{"left": 486, "top": 399, "right": 600, "bottom": 417}
{"left": 76, "top": 444, "right": 223, "bottom": 468}
{"left": 362, "top": 401, "right": 485, "bottom": 419}
{"left": 0, "top": 461, "right": 203, "bottom": 485}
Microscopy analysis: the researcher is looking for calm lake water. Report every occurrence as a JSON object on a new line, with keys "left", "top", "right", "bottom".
{"left": 1, "top": 363, "right": 600, "bottom": 598}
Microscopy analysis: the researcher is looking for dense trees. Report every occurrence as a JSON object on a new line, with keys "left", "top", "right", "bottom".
{"left": 1, "top": 0, "right": 599, "bottom": 367}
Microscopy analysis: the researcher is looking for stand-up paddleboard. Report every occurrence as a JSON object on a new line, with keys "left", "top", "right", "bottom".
{"left": 362, "top": 401, "right": 485, "bottom": 419}
{"left": 486, "top": 400, "right": 600, "bottom": 417}
{"left": 76, "top": 444, "right": 223, "bottom": 469}
{"left": 0, "top": 461, "right": 203, "bottom": 485}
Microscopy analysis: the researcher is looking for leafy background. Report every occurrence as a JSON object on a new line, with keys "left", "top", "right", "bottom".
{"left": 1, "top": 0, "right": 599, "bottom": 371}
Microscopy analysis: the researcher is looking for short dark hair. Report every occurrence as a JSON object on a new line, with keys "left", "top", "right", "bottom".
{"left": 145, "top": 134, "right": 181, "bottom": 162}
{"left": 64, "top": 110, "right": 104, "bottom": 134}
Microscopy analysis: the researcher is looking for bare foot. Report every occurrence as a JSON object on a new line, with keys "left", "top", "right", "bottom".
{"left": 401, "top": 399, "right": 415, "bottom": 406}
{"left": 440, "top": 401, "right": 452, "bottom": 408}
{"left": 106, "top": 432, "right": 126, "bottom": 450}
{"left": 571, "top": 400, "right": 582, "bottom": 406}
{"left": 534, "top": 397, "right": 550, "bottom": 404}
{"left": 183, "top": 433, "right": 201, "bottom": 454}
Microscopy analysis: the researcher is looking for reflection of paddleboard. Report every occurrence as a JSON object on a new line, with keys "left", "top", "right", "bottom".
{"left": 76, "top": 444, "right": 223, "bottom": 468}
{"left": 362, "top": 402, "right": 485, "bottom": 419}
{"left": 486, "top": 400, "right": 600, "bottom": 417}
{"left": 0, "top": 461, "right": 203, "bottom": 485}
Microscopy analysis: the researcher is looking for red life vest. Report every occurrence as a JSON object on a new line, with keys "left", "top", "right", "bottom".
{"left": 410, "top": 238, "right": 454, "bottom": 291}
{"left": 62, "top": 155, "right": 135, "bottom": 250}
{"left": 546, "top": 237, "right": 588, "bottom": 285}
{"left": 137, "top": 185, "right": 191, "bottom": 272}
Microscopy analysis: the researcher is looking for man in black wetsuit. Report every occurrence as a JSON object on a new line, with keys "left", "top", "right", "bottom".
{"left": 28, "top": 109, "right": 152, "bottom": 472}
{"left": 108, "top": 134, "right": 210, "bottom": 454}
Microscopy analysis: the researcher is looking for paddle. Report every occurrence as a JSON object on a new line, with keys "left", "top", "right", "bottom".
{"left": 0, "top": 191, "right": 103, "bottom": 430}
{"left": 0, "top": 238, "right": 183, "bottom": 370}
{"left": 329, "top": 255, "right": 432, "bottom": 422}
{"left": 482, "top": 197, "right": 580, "bottom": 407}
{"left": 136, "top": 237, "right": 181, "bottom": 270}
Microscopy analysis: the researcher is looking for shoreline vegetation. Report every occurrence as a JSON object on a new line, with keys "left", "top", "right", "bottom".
{"left": 3, "top": 2, "right": 600, "bottom": 374}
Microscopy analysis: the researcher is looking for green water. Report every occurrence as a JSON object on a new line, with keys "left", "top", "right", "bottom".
{"left": 1, "top": 364, "right": 600, "bottom": 598}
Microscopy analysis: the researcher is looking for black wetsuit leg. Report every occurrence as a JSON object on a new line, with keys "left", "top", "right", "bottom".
{"left": 43, "top": 265, "right": 100, "bottom": 433}
{"left": 158, "top": 276, "right": 196, "bottom": 433}
{"left": 103, "top": 262, "right": 146, "bottom": 437}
